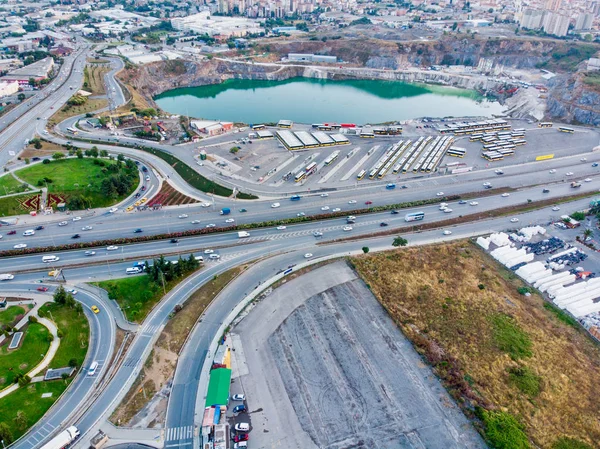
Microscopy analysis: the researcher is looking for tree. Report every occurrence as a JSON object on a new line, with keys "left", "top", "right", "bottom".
{"left": 53, "top": 285, "right": 67, "bottom": 305}
{"left": 76, "top": 149, "right": 83, "bottom": 159}
{"left": 52, "top": 152, "right": 65, "bottom": 160}
{"left": 14, "top": 411, "right": 27, "bottom": 429}
{"left": 0, "top": 422, "right": 14, "bottom": 445}
{"left": 392, "top": 236, "right": 408, "bottom": 247}
{"left": 452, "top": 22, "right": 458, "bottom": 31}
{"left": 68, "top": 358, "right": 78, "bottom": 367}
{"left": 584, "top": 33, "right": 593, "bottom": 42}
{"left": 583, "top": 229, "right": 593, "bottom": 239}
{"left": 100, "top": 149, "right": 108, "bottom": 157}
{"left": 61, "top": 372, "right": 69, "bottom": 383}
{"left": 362, "top": 246, "right": 370, "bottom": 254}
{"left": 229, "top": 147, "right": 239, "bottom": 154}
{"left": 17, "top": 93, "right": 25, "bottom": 101}
{"left": 89, "top": 146, "right": 99, "bottom": 158}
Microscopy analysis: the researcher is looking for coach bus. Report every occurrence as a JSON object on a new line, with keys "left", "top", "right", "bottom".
{"left": 67, "top": 127, "right": 78, "bottom": 135}
{"left": 558, "top": 127, "right": 574, "bottom": 134}
{"left": 538, "top": 122, "right": 553, "bottom": 128}
{"left": 405, "top": 211, "right": 425, "bottom": 222}
{"left": 447, "top": 148, "right": 466, "bottom": 158}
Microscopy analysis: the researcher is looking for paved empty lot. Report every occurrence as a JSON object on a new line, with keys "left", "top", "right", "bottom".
{"left": 230, "top": 262, "right": 486, "bottom": 449}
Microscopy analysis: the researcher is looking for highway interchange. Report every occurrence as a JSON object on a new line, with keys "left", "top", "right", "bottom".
{"left": 1, "top": 43, "right": 600, "bottom": 449}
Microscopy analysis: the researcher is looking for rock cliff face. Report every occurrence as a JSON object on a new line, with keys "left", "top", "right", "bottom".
{"left": 547, "top": 75, "right": 600, "bottom": 126}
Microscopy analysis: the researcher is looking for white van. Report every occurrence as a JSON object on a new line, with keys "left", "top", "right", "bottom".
{"left": 23, "top": 229, "right": 35, "bottom": 236}
{"left": 42, "top": 255, "right": 60, "bottom": 263}
{"left": 88, "top": 361, "right": 98, "bottom": 376}
{"left": 125, "top": 267, "right": 142, "bottom": 275}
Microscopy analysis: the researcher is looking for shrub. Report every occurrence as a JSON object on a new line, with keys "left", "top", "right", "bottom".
{"left": 478, "top": 283, "right": 485, "bottom": 290}
{"left": 489, "top": 313, "right": 532, "bottom": 360}
{"left": 508, "top": 365, "right": 541, "bottom": 397}
{"left": 28, "top": 315, "right": 38, "bottom": 323}
{"left": 481, "top": 410, "right": 530, "bottom": 449}
{"left": 68, "top": 358, "right": 78, "bottom": 368}
{"left": 362, "top": 246, "right": 369, "bottom": 253}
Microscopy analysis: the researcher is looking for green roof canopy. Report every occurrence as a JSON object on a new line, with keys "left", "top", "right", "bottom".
{"left": 205, "top": 368, "right": 231, "bottom": 407}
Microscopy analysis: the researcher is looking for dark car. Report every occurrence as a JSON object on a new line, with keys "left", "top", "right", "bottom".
{"left": 234, "top": 434, "right": 249, "bottom": 443}
{"left": 71, "top": 234, "right": 81, "bottom": 239}
{"left": 401, "top": 185, "right": 408, "bottom": 189}
{"left": 37, "top": 286, "right": 49, "bottom": 292}
{"left": 141, "top": 186, "right": 146, "bottom": 191}
{"left": 31, "top": 157, "right": 40, "bottom": 161}
{"left": 391, "top": 210, "right": 399, "bottom": 215}
{"left": 239, "top": 208, "right": 247, "bottom": 212}
{"left": 365, "top": 201, "right": 373, "bottom": 205}
{"left": 458, "top": 200, "right": 467, "bottom": 205}
{"left": 233, "top": 404, "right": 247, "bottom": 414}
{"left": 593, "top": 163, "right": 599, "bottom": 167}
{"left": 543, "top": 188, "right": 550, "bottom": 193}
{"left": 7, "top": 230, "right": 16, "bottom": 235}
{"left": 170, "top": 238, "right": 179, "bottom": 243}
{"left": 35, "top": 225, "right": 44, "bottom": 231}
{"left": 380, "top": 222, "right": 389, "bottom": 227}
{"left": 134, "top": 193, "right": 141, "bottom": 198}
{"left": 134, "top": 228, "right": 143, "bottom": 233}
{"left": 142, "top": 166, "right": 148, "bottom": 172}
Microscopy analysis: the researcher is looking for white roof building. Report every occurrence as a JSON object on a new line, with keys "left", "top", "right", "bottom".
{"left": 171, "top": 12, "right": 262, "bottom": 37}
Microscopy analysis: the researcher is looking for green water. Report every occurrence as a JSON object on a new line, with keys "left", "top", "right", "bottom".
{"left": 154, "top": 77, "right": 505, "bottom": 124}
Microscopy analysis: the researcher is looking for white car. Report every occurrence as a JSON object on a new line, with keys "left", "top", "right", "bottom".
{"left": 206, "top": 223, "right": 216, "bottom": 228}
{"left": 581, "top": 158, "right": 587, "bottom": 162}
{"left": 14, "top": 243, "right": 27, "bottom": 249}
{"left": 313, "top": 231, "right": 323, "bottom": 237}
{"left": 320, "top": 193, "right": 329, "bottom": 197}
{"left": 58, "top": 221, "right": 68, "bottom": 226}
{"left": 23, "top": 230, "right": 35, "bottom": 236}
{"left": 436, "top": 192, "right": 444, "bottom": 196}
{"left": 501, "top": 193, "right": 510, "bottom": 197}
{"left": 549, "top": 169, "right": 556, "bottom": 174}
{"left": 82, "top": 226, "right": 93, "bottom": 231}
{"left": 109, "top": 207, "right": 118, "bottom": 213}
{"left": 209, "top": 254, "right": 220, "bottom": 260}
{"left": 348, "top": 200, "right": 357, "bottom": 204}
{"left": 200, "top": 202, "right": 211, "bottom": 208}
{"left": 67, "top": 289, "right": 78, "bottom": 295}
{"left": 231, "top": 394, "right": 245, "bottom": 401}
{"left": 343, "top": 226, "right": 353, "bottom": 231}
{"left": 234, "top": 423, "right": 249, "bottom": 432}
{"left": 84, "top": 251, "right": 96, "bottom": 256}
{"left": 106, "top": 245, "right": 119, "bottom": 251}
{"left": 510, "top": 218, "right": 519, "bottom": 223}
{"left": 469, "top": 201, "right": 479, "bottom": 206}
{"left": 332, "top": 208, "right": 341, "bottom": 212}
{"left": 178, "top": 214, "right": 188, "bottom": 219}
{"left": 585, "top": 178, "right": 592, "bottom": 182}
{"left": 443, "top": 230, "right": 452, "bottom": 235}
{"left": 483, "top": 182, "right": 491, "bottom": 187}
{"left": 494, "top": 169, "right": 504, "bottom": 174}
{"left": 552, "top": 206, "right": 560, "bottom": 211}
{"left": 297, "top": 212, "right": 305, "bottom": 217}
{"left": 72, "top": 216, "right": 81, "bottom": 221}
{"left": 271, "top": 202, "right": 280, "bottom": 208}
{"left": 443, "top": 208, "right": 453, "bottom": 213}
{"left": 276, "top": 225, "right": 287, "bottom": 230}
{"left": 304, "top": 253, "right": 313, "bottom": 258}
{"left": 225, "top": 218, "right": 235, "bottom": 223}
{"left": 191, "top": 220, "right": 200, "bottom": 224}
{"left": 321, "top": 206, "right": 330, "bottom": 211}
{"left": 204, "top": 249, "right": 214, "bottom": 254}
{"left": 566, "top": 172, "right": 574, "bottom": 176}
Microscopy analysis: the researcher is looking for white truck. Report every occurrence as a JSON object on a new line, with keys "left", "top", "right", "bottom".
{"left": 0, "top": 273, "right": 14, "bottom": 281}
{"left": 238, "top": 231, "right": 250, "bottom": 238}
{"left": 40, "top": 426, "right": 80, "bottom": 449}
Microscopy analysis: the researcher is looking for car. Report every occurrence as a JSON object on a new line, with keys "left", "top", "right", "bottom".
{"left": 332, "top": 208, "right": 341, "bottom": 212}
{"left": 552, "top": 206, "right": 560, "bottom": 211}
{"left": 566, "top": 172, "right": 574, "bottom": 176}
{"left": 225, "top": 218, "right": 235, "bottom": 223}
{"left": 581, "top": 158, "right": 587, "bottom": 162}
{"left": 443, "top": 230, "right": 452, "bottom": 235}
{"left": 233, "top": 443, "right": 248, "bottom": 449}
{"left": 109, "top": 207, "right": 118, "bottom": 213}
{"left": 386, "top": 183, "right": 396, "bottom": 190}
{"left": 35, "top": 225, "right": 45, "bottom": 231}
{"left": 495, "top": 169, "right": 504, "bottom": 175}
{"left": 170, "top": 238, "right": 179, "bottom": 243}
{"left": 206, "top": 223, "right": 216, "bottom": 228}
{"left": 320, "top": 193, "right": 329, "bottom": 197}
{"left": 14, "top": 243, "right": 26, "bottom": 249}
{"left": 141, "top": 186, "right": 146, "bottom": 191}
{"left": 380, "top": 222, "right": 389, "bottom": 227}
{"left": 72, "top": 216, "right": 81, "bottom": 221}
{"left": 343, "top": 226, "right": 353, "bottom": 232}
{"left": 201, "top": 202, "right": 211, "bottom": 207}
{"left": 233, "top": 405, "right": 247, "bottom": 414}
{"left": 543, "top": 188, "right": 550, "bottom": 193}
{"left": 91, "top": 305, "right": 100, "bottom": 314}
{"left": 469, "top": 201, "right": 479, "bottom": 206}
{"left": 365, "top": 201, "right": 373, "bottom": 205}
{"left": 348, "top": 200, "right": 357, "bottom": 204}
{"left": 239, "top": 208, "right": 247, "bottom": 213}
{"left": 134, "top": 228, "right": 143, "bottom": 233}
{"left": 82, "top": 226, "right": 93, "bottom": 231}
{"left": 234, "top": 423, "right": 250, "bottom": 432}
{"left": 483, "top": 182, "right": 491, "bottom": 187}
{"left": 276, "top": 226, "right": 287, "bottom": 230}
{"left": 178, "top": 214, "right": 189, "bottom": 219}
{"left": 484, "top": 185, "right": 493, "bottom": 189}
{"left": 271, "top": 202, "right": 280, "bottom": 208}
{"left": 549, "top": 169, "right": 557, "bottom": 174}
{"left": 209, "top": 254, "right": 220, "bottom": 259}
{"left": 84, "top": 251, "right": 96, "bottom": 256}
{"left": 593, "top": 163, "right": 599, "bottom": 168}
{"left": 321, "top": 206, "right": 330, "bottom": 211}
{"left": 106, "top": 245, "right": 119, "bottom": 251}
{"left": 585, "top": 178, "right": 592, "bottom": 182}
{"left": 391, "top": 210, "right": 399, "bottom": 215}
{"left": 204, "top": 249, "right": 214, "bottom": 254}
{"left": 501, "top": 193, "right": 510, "bottom": 197}
{"left": 191, "top": 220, "right": 201, "bottom": 224}
{"left": 443, "top": 208, "right": 453, "bottom": 213}
{"left": 234, "top": 434, "right": 249, "bottom": 443}
{"left": 37, "top": 286, "right": 49, "bottom": 292}
{"left": 458, "top": 200, "right": 467, "bottom": 205}
{"left": 297, "top": 212, "right": 305, "bottom": 217}
{"left": 23, "top": 229, "right": 35, "bottom": 236}
{"left": 58, "top": 221, "right": 68, "bottom": 226}
{"left": 71, "top": 234, "right": 81, "bottom": 239}
{"left": 231, "top": 394, "right": 245, "bottom": 401}
{"left": 313, "top": 232, "right": 323, "bottom": 237}
{"left": 68, "top": 289, "right": 78, "bottom": 295}
{"left": 510, "top": 218, "right": 519, "bottom": 223}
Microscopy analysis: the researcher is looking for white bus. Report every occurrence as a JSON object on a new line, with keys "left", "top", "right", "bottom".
{"left": 405, "top": 211, "right": 425, "bottom": 222}
{"left": 67, "top": 127, "right": 79, "bottom": 135}
{"left": 42, "top": 255, "right": 60, "bottom": 263}
{"left": 356, "top": 169, "right": 366, "bottom": 180}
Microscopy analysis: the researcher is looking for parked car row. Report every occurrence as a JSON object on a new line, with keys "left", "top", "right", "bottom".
{"left": 522, "top": 236, "right": 566, "bottom": 256}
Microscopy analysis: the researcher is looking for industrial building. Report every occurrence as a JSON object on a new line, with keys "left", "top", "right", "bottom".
{"left": 0, "top": 80, "right": 19, "bottom": 98}
{"left": 1, "top": 57, "right": 54, "bottom": 85}
{"left": 171, "top": 11, "right": 262, "bottom": 38}
{"left": 276, "top": 130, "right": 349, "bottom": 150}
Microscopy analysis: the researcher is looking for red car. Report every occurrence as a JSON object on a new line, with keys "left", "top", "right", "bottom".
{"left": 365, "top": 201, "right": 373, "bottom": 205}
{"left": 234, "top": 434, "right": 249, "bottom": 443}
{"left": 7, "top": 230, "right": 16, "bottom": 235}
{"left": 37, "top": 286, "right": 49, "bottom": 292}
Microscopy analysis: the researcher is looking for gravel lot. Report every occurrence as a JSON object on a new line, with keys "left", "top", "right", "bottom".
{"left": 230, "top": 262, "right": 486, "bottom": 449}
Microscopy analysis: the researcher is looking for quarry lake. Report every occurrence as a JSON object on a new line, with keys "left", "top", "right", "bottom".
{"left": 154, "top": 78, "right": 506, "bottom": 124}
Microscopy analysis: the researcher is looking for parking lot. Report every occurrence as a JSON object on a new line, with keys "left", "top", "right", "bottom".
{"left": 229, "top": 262, "right": 486, "bottom": 449}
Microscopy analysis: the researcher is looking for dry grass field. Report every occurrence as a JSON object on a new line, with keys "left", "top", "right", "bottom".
{"left": 352, "top": 241, "right": 600, "bottom": 449}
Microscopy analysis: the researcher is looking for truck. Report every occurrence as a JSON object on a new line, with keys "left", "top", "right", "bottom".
{"left": 40, "top": 426, "right": 80, "bottom": 449}
{"left": 220, "top": 208, "right": 231, "bottom": 215}
{"left": 0, "top": 273, "right": 14, "bottom": 281}
{"left": 238, "top": 231, "right": 250, "bottom": 238}
{"left": 571, "top": 181, "right": 581, "bottom": 188}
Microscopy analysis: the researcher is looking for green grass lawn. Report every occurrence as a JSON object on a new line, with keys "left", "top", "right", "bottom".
{"left": 39, "top": 303, "right": 89, "bottom": 369}
{"left": 0, "top": 323, "right": 50, "bottom": 388}
{"left": 0, "top": 305, "right": 26, "bottom": 326}
{"left": 0, "top": 192, "right": 41, "bottom": 217}
{"left": 0, "top": 174, "right": 30, "bottom": 197}
{"left": 16, "top": 158, "right": 139, "bottom": 209}
{"left": 0, "top": 379, "right": 70, "bottom": 443}
{"left": 95, "top": 276, "right": 165, "bottom": 323}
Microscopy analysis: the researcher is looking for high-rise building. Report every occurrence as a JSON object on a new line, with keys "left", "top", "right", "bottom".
{"left": 520, "top": 8, "right": 544, "bottom": 29}
{"left": 542, "top": 12, "right": 570, "bottom": 36}
{"left": 544, "top": 0, "right": 562, "bottom": 11}
{"left": 575, "top": 12, "right": 594, "bottom": 30}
